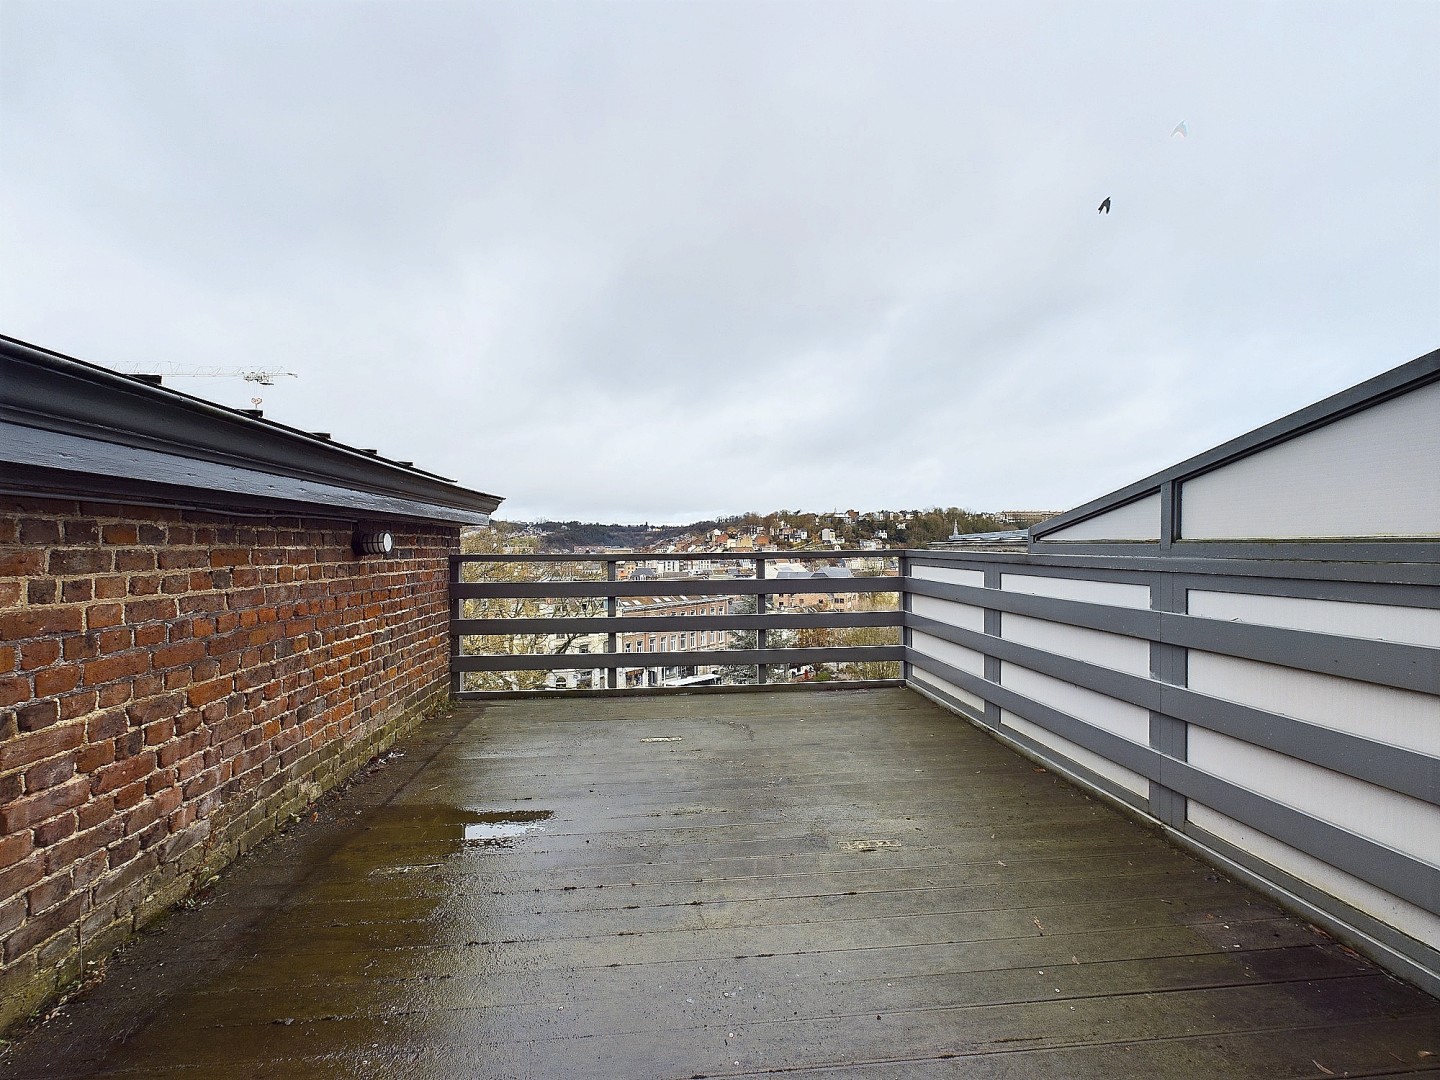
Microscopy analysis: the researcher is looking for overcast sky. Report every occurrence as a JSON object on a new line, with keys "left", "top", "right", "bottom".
{"left": 3, "top": 1, "right": 1436, "bottom": 523}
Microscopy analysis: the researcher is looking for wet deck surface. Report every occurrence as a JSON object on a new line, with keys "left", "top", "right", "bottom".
{"left": 5, "top": 689, "right": 1438, "bottom": 1078}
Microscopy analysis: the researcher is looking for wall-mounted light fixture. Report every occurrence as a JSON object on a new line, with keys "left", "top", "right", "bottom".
{"left": 353, "top": 529, "right": 394, "bottom": 556}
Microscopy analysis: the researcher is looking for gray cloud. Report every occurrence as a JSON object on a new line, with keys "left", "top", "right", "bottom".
{"left": 3, "top": 0, "right": 1436, "bottom": 521}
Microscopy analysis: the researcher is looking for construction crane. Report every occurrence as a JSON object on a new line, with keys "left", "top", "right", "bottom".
{"left": 114, "top": 364, "right": 298, "bottom": 386}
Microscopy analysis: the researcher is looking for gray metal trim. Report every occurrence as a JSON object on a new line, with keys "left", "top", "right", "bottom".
{"left": 2, "top": 335, "right": 503, "bottom": 517}
{"left": 3, "top": 425, "right": 492, "bottom": 525}
{"left": 1169, "top": 760, "right": 1440, "bottom": 915}
{"left": 454, "top": 610, "right": 901, "bottom": 636}
{"left": 452, "top": 645, "right": 904, "bottom": 673}
{"left": 1030, "top": 348, "right": 1440, "bottom": 541}
{"left": 454, "top": 577, "right": 900, "bottom": 600}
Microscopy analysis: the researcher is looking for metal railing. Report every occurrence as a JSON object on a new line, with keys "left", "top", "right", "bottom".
{"left": 450, "top": 550, "right": 904, "bottom": 694}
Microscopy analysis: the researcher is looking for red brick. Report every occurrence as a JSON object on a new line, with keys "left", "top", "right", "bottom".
{"left": 0, "top": 777, "right": 89, "bottom": 832}
{"left": 102, "top": 524, "right": 139, "bottom": 545}
{"left": 62, "top": 519, "right": 99, "bottom": 544}
{"left": 47, "top": 548, "right": 111, "bottom": 575}
{"left": 0, "top": 675, "right": 28, "bottom": 707}
{"left": 0, "top": 549, "right": 44, "bottom": 576}
{"left": 153, "top": 641, "right": 206, "bottom": 669}
{"left": 62, "top": 579, "right": 94, "bottom": 603}
{"left": 87, "top": 603, "right": 124, "bottom": 629}
{"left": 58, "top": 690, "right": 98, "bottom": 720}
{"left": 33, "top": 812, "right": 77, "bottom": 847}
{"left": 1, "top": 607, "right": 84, "bottom": 640}
{"left": 17, "top": 518, "right": 61, "bottom": 544}
{"left": 4, "top": 892, "right": 83, "bottom": 964}
{"left": 20, "top": 639, "right": 61, "bottom": 669}
{"left": 76, "top": 742, "right": 114, "bottom": 773}
{"left": 0, "top": 854, "right": 45, "bottom": 906}
{"left": 33, "top": 667, "right": 81, "bottom": 697}
{"left": 0, "top": 832, "right": 32, "bottom": 871}
{"left": 94, "top": 575, "right": 128, "bottom": 598}
{"left": 187, "top": 678, "right": 232, "bottom": 709}
{"left": 24, "top": 755, "right": 77, "bottom": 793}
{"left": 124, "top": 597, "right": 176, "bottom": 623}
{"left": 82, "top": 652, "right": 149, "bottom": 687}
{"left": 15, "top": 699, "right": 61, "bottom": 733}
{"left": 92, "top": 753, "right": 154, "bottom": 795}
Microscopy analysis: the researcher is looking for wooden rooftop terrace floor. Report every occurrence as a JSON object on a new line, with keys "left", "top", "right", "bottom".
{"left": 5, "top": 688, "right": 1438, "bottom": 1079}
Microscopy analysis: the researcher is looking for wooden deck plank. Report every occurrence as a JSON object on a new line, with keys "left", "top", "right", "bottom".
{"left": 3, "top": 688, "right": 1436, "bottom": 1080}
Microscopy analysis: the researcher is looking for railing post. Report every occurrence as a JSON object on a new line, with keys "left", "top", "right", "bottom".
{"left": 898, "top": 550, "right": 910, "bottom": 685}
{"left": 755, "top": 555, "right": 767, "bottom": 685}
{"left": 449, "top": 553, "right": 463, "bottom": 696}
{"left": 606, "top": 559, "right": 618, "bottom": 690}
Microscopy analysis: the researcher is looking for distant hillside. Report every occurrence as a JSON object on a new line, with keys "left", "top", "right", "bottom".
{"left": 503, "top": 519, "right": 720, "bottom": 552}
{"left": 495, "top": 507, "right": 1031, "bottom": 552}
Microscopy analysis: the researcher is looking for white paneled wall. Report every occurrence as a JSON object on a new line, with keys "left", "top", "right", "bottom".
{"left": 1000, "top": 663, "right": 1151, "bottom": 744}
{"left": 1002, "top": 574, "right": 1151, "bottom": 608}
{"left": 1187, "top": 651, "right": 1440, "bottom": 756}
{"left": 1000, "top": 613, "right": 1150, "bottom": 676}
{"left": 1001, "top": 711, "right": 1149, "bottom": 796}
{"left": 1189, "top": 590, "right": 1440, "bottom": 648}
{"left": 1188, "top": 729, "right": 1440, "bottom": 867}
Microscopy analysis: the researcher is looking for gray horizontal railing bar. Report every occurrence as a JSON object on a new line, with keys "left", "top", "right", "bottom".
{"left": 454, "top": 577, "right": 900, "bottom": 600}
{"left": 453, "top": 645, "right": 904, "bottom": 673}
{"left": 454, "top": 610, "right": 901, "bottom": 636}
{"left": 454, "top": 679, "right": 904, "bottom": 700}
{"left": 1157, "top": 683, "right": 1440, "bottom": 807}
{"left": 907, "top": 550, "right": 1440, "bottom": 586}
{"left": 907, "top": 649, "right": 1440, "bottom": 916}
{"left": 1172, "top": 572, "right": 1440, "bottom": 610}
{"left": 903, "top": 581, "right": 1438, "bottom": 694}
{"left": 1162, "top": 614, "right": 1440, "bottom": 695}
{"left": 906, "top": 578, "right": 1160, "bottom": 638}
{"left": 1164, "top": 759, "right": 1440, "bottom": 915}
{"left": 904, "top": 612, "right": 1164, "bottom": 710}
{"left": 454, "top": 548, "right": 894, "bottom": 564}
{"left": 906, "top": 614, "right": 1440, "bottom": 803}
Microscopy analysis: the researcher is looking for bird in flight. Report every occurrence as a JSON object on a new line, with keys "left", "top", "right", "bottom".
{"left": 1098, "top": 197, "right": 1111, "bottom": 214}
{"left": 1172, "top": 120, "right": 1188, "bottom": 138}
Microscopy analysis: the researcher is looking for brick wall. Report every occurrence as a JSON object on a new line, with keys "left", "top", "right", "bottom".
{"left": 0, "top": 496, "right": 458, "bottom": 1029}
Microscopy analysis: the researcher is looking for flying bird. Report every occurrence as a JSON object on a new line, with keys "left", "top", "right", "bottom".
{"left": 1098, "top": 197, "right": 1111, "bottom": 214}
{"left": 1172, "top": 120, "right": 1188, "bottom": 138}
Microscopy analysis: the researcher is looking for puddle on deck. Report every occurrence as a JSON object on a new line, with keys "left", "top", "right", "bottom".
{"left": 462, "top": 809, "right": 553, "bottom": 846}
